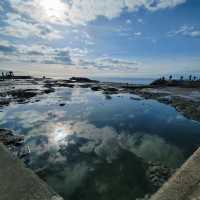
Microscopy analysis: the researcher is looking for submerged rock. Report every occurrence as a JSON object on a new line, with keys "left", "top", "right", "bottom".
{"left": 0, "top": 128, "right": 30, "bottom": 164}
{"left": 0, "top": 98, "right": 10, "bottom": 107}
{"left": 146, "top": 161, "right": 175, "bottom": 191}
{"left": 0, "top": 128, "right": 23, "bottom": 146}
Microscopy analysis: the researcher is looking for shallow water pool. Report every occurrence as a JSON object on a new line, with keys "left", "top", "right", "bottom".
{"left": 1, "top": 86, "right": 200, "bottom": 199}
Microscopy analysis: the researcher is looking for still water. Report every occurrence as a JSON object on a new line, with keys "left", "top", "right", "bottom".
{"left": 1, "top": 86, "right": 200, "bottom": 199}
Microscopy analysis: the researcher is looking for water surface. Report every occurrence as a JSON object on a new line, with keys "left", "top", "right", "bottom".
{"left": 1, "top": 86, "right": 200, "bottom": 199}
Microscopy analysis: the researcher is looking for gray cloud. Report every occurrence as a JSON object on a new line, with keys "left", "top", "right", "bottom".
{"left": 79, "top": 57, "right": 139, "bottom": 72}
{"left": 54, "top": 50, "right": 72, "bottom": 64}
{"left": 0, "top": 42, "right": 76, "bottom": 65}
{"left": 0, "top": 40, "right": 139, "bottom": 72}
{"left": 0, "top": 44, "right": 16, "bottom": 54}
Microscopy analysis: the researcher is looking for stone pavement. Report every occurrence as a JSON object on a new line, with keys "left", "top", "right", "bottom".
{"left": 150, "top": 147, "right": 200, "bottom": 200}
{"left": 0, "top": 144, "right": 64, "bottom": 200}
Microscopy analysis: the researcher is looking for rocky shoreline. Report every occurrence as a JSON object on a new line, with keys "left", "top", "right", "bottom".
{"left": 0, "top": 129, "right": 30, "bottom": 164}
{"left": 0, "top": 76, "right": 199, "bottom": 199}
{"left": 1, "top": 76, "right": 200, "bottom": 122}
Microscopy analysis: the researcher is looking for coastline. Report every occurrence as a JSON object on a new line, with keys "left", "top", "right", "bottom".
{"left": 0, "top": 76, "right": 200, "bottom": 199}
{"left": 1, "top": 76, "right": 199, "bottom": 122}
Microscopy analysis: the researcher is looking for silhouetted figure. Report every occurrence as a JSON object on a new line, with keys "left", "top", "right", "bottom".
{"left": 9, "top": 71, "right": 14, "bottom": 77}
{"left": 193, "top": 76, "right": 197, "bottom": 81}
{"left": 5, "top": 71, "right": 14, "bottom": 79}
{"left": 180, "top": 76, "right": 183, "bottom": 81}
{"left": 161, "top": 76, "right": 165, "bottom": 81}
{"left": 1, "top": 72, "right": 5, "bottom": 80}
{"left": 189, "top": 75, "right": 192, "bottom": 81}
{"left": 169, "top": 75, "right": 172, "bottom": 80}
{"left": 9, "top": 71, "right": 14, "bottom": 79}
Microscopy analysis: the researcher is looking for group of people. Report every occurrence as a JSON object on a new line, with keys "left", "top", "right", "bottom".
{"left": 161, "top": 75, "right": 200, "bottom": 81}
{"left": 1, "top": 71, "right": 14, "bottom": 80}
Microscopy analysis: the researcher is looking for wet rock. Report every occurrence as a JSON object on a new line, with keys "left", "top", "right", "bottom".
{"left": 79, "top": 84, "right": 94, "bottom": 88}
{"left": 146, "top": 161, "right": 175, "bottom": 191}
{"left": 0, "top": 128, "right": 24, "bottom": 146}
{"left": 102, "top": 86, "right": 119, "bottom": 95}
{"left": 59, "top": 103, "right": 66, "bottom": 107}
{"left": 44, "top": 87, "right": 55, "bottom": 94}
{"left": 158, "top": 96, "right": 172, "bottom": 104}
{"left": 56, "top": 83, "right": 74, "bottom": 88}
{"left": 0, "top": 128, "right": 30, "bottom": 165}
{"left": 130, "top": 96, "right": 142, "bottom": 101}
{"left": 136, "top": 194, "right": 151, "bottom": 200}
{"left": 70, "top": 77, "right": 99, "bottom": 83}
{"left": 0, "top": 98, "right": 10, "bottom": 107}
{"left": 105, "top": 95, "right": 112, "bottom": 100}
{"left": 91, "top": 86, "right": 102, "bottom": 91}
{"left": 18, "top": 145, "right": 31, "bottom": 159}
{"left": 7, "top": 89, "right": 39, "bottom": 99}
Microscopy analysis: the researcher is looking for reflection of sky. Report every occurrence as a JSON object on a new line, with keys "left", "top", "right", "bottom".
{"left": 1, "top": 87, "right": 200, "bottom": 198}
{"left": 1, "top": 87, "right": 200, "bottom": 162}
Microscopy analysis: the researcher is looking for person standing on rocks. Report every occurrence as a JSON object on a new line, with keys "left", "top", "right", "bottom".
{"left": 1, "top": 72, "right": 5, "bottom": 80}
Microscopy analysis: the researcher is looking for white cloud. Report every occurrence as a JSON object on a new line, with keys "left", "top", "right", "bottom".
{"left": 78, "top": 57, "right": 139, "bottom": 72}
{"left": 137, "top": 18, "right": 143, "bottom": 23}
{"left": 168, "top": 25, "right": 200, "bottom": 38}
{"left": 126, "top": 19, "right": 132, "bottom": 24}
{"left": 10, "top": 0, "right": 70, "bottom": 25}
{"left": 134, "top": 32, "right": 142, "bottom": 36}
{"left": 0, "top": 39, "right": 139, "bottom": 73}
{"left": 9, "top": 0, "right": 187, "bottom": 26}
{"left": 0, "top": 0, "right": 187, "bottom": 43}
{"left": 0, "top": 41, "right": 88, "bottom": 65}
{"left": 0, "top": 13, "right": 63, "bottom": 40}
{"left": 144, "top": 0, "right": 186, "bottom": 11}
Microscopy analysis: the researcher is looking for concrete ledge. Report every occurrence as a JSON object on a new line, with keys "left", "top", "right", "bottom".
{"left": 150, "top": 147, "right": 200, "bottom": 200}
{"left": 0, "top": 144, "right": 64, "bottom": 200}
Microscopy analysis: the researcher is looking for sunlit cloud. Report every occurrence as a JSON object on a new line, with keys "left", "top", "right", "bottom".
{"left": 0, "top": 0, "right": 199, "bottom": 76}
{"left": 10, "top": 0, "right": 69, "bottom": 25}
{"left": 8, "top": 0, "right": 187, "bottom": 26}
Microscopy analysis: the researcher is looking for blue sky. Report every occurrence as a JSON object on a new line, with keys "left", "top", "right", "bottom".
{"left": 0, "top": 0, "right": 200, "bottom": 77}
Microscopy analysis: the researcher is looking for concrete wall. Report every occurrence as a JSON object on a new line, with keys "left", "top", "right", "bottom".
{"left": 0, "top": 144, "right": 64, "bottom": 200}
{"left": 150, "top": 147, "right": 200, "bottom": 200}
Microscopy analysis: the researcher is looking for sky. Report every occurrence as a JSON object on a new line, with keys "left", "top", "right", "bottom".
{"left": 0, "top": 0, "right": 200, "bottom": 78}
